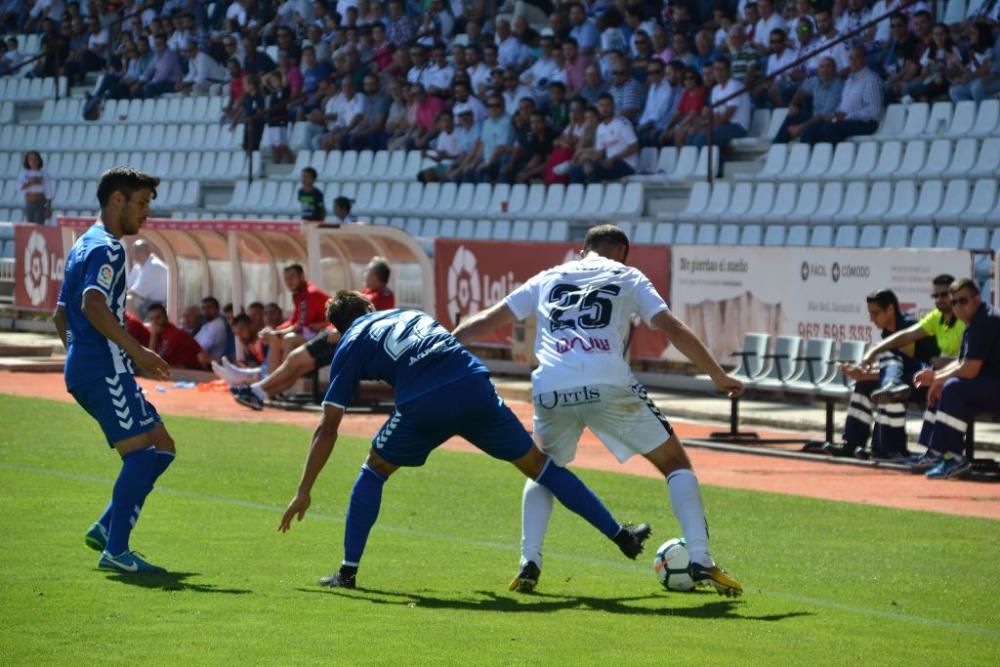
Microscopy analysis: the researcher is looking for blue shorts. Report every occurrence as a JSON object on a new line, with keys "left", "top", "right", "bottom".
{"left": 70, "top": 372, "right": 162, "bottom": 446}
{"left": 372, "top": 373, "right": 533, "bottom": 467}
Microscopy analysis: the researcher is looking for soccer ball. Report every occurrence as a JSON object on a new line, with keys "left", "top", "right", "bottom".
{"left": 653, "top": 538, "right": 696, "bottom": 592}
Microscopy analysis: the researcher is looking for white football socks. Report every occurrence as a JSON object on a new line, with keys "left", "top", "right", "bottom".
{"left": 667, "top": 468, "right": 714, "bottom": 567}
{"left": 250, "top": 381, "right": 268, "bottom": 402}
{"left": 520, "top": 479, "right": 554, "bottom": 569}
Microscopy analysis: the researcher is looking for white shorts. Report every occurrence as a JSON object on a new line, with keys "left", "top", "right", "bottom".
{"left": 532, "top": 382, "right": 674, "bottom": 466}
{"left": 264, "top": 125, "right": 288, "bottom": 147}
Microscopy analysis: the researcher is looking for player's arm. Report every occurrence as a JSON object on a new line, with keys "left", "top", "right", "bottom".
{"left": 278, "top": 403, "right": 345, "bottom": 532}
{"left": 52, "top": 304, "right": 68, "bottom": 348}
{"left": 925, "top": 358, "right": 983, "bottom": 406}
{"left": 650, "top": 310, "right": 744, "bottom": 397}
{"left": 82, "top": 290, "right": 170, "bottom": 380}
{"left": 860, "top": 322, "right": 929, "bottom": 367}
{"left": 451, "top": 301, "right": 517, "bottom": 344}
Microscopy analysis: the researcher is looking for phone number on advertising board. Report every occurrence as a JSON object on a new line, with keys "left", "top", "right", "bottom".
{"left": 797, "top": 322, "right": 873, "bottom": 343}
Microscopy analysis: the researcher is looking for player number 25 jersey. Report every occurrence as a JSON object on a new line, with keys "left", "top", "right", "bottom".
{"left": 504, "top": 254, "right": 669, "bottom": 393}
{"left": 58, "top": 222, "right": 132, "bottom": 389}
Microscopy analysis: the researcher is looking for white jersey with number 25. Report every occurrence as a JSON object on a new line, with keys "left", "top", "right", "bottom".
{"left": 503, "top": 253, "right": 669, "bottom": 393}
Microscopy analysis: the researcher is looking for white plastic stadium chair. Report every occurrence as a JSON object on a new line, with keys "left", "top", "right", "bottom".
{"left": 783, "top": 182, "right": 821, "bottom": 224}
{"left": 797, "top": 143, "right": 832, "bottom": 182}
{"left": 932, "top": 179, "right": 970, "bottom": 224}
{"left": 883, "top": 225, "right": 909, "bottom": 247}
{"left": 958, "top": 179, "right": 998, "bottom": 225}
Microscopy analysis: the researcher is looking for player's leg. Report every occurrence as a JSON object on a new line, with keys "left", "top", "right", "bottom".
{"left": 836, "top": 379, "right": 879, "bottom": 457}
{"left": 255, "top": 345, "right": 316, "bottom": 396}
{"left": 320, "top": 448, "right": 399, "bottom": 589}
{"left": 642, "top": 436, "right": 741, "bottom": 597}
{"left": 458, "top": 378, "right": 651, "bottom": 576}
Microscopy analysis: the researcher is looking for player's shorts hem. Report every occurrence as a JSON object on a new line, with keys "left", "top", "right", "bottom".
{"left": 321, "top": 400, "right": 346, "bottom": 409}
{"left": 305, "top": 335, "right": 336, "bottom": 366}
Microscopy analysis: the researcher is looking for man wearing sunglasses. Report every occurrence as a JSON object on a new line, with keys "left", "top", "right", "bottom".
{"left": 858, "top": 274, "right": 965, "bottom": 402}
{"left": 911, "top": 279, "right": 1000, "bottom": 479}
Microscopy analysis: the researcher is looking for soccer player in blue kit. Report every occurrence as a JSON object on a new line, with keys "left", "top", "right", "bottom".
{"left": 52, "top": 167, "right": 175, "bottom": 574}
{"left": 278, "top": 290, "right": 652, "bottom": 589}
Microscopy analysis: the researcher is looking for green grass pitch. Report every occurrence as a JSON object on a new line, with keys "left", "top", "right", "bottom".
{"left": 0, "top": 394, "right": 998, "bottom": 666}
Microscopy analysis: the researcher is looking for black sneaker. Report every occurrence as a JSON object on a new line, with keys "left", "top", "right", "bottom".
{"left": 508, "top": 561, "right": 541, "bottom": 593}
{"left": 232, "top": 386, "right": 264, "bottom": 411}
{"left": 853, "top": 446, "right": 871, "bottom": 461}
{"left": 822, "top": 442, "right": 853, "bottom": 457}
{"left": 319, "top": 571, "right": 356, "bottom": 589}
{"left": 871, "top": 382, "right": 912, "bottom": 405}
{"left": 613, "top": 523, "right": 652, "bottom": 559}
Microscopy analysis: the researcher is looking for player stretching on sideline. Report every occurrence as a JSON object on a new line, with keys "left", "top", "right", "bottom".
{"left": 52, "top": 168, "right": 175, "bottom": 574}
{"left": 278, "top": 291, "right": 651, "bottom": 589}
{"left": 453, "top": 224, "right": 745, "bottom": 597}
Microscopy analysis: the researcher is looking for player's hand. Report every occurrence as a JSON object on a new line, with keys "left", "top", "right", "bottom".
{"left": 841, "top": 363, "right": 864, "bottom": 381}
{"left": 278, "top": 493, "right": 311, "bottom": 532}
{"left": 713, "top": 374, "right": 744, "bottom": 398}
{"left": 927, "top": 379, "right": 944, "bottom": 407}
{"left": 860, "top": 349, "right": 878, "bottom": 368}
{"left": 913, "top": 368, "right": 935, "bottom": 388}
{"left": 134, "top": 346, "right": 170, "bottom": 380}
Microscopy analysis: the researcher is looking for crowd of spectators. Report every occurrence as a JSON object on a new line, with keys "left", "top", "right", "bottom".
{"left": 2, "top": 1, "right": 999, "bottom": 184}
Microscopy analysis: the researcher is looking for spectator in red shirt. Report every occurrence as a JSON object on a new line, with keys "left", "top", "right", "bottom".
{"left": 362, "top": 256, "right": 395, "bottom": 310}
{"left": 147, "top": 303, "right": 203, "bottom": 370}
{"left": 123, "top": 310, "right": 150, "bottom": 347}
{"left": 260, "top": 264, "right": 331, "bottom": 375}
{"left": 225, "top": 257, "right": 397, "bottom": 411}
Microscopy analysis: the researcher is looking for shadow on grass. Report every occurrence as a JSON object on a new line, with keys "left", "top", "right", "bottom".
{"left": 105, "top": 571, "right": 252, "bottom": 594}
{"left": 296, "top": 587, "right": 811, "bottom": 621}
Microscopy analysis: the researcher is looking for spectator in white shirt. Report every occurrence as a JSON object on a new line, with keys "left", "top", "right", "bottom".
{"left": 406, "top": 44, "right": 434, "bottom": 89}
{"left": 451, "top": 80, "right": 488, "bottom": 123}
{"left": 521, "top": 34, "right": 560, "bottom": 101}
{"left": 319, "top": 77, "right": 367, "bottom": 150}
{"left": 810, "top": 8, "right": 852, "bottom": 74}
{"left": 761, "top": 28, "right": 799, "bottom": 106}
{"left": 177, "top": 43, "right": 227, "bottom": 94}
{"left": 836, "top": 0, "right": 873, "bottom": 47}
{"left": 418, "top": 111, "right": 464, "bottom": 182}
{"left": 426, "top": 44, "right": 455, "bottom": 97}
{"left": 686, "top": 56, "right": 751, "bottom": 148}
{"left": 754, "top": 0, "right": 787, "bottom": 52}
{"left": 466, "top": 45, "right": 492, "bottom": 99}
{"left": 496, "top": 18, "right": 533, "bottom": 71}
{"left": 195, "top": 297, "right": 231, "bottom": 363}
{"left": 637, "top": 58, "right": 674, "bottom": 146}
{"left": 127, "top": 240, "right": 169, "bottom": 318}
{"left": 802, "top": 46, "right": 883, "bottom": 145}
{"left": 502, "top": 67, "right": 534, "bottom": 115}
{"left": 569, "top": 1, "right": 600, "bottom": 53}
{"left": 569, "top": 93, "right": 638, "bottom": 183}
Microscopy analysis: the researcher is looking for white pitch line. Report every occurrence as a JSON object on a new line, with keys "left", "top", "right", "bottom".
{"left": 2, "top": 461, "right": 998, "bottom": 640}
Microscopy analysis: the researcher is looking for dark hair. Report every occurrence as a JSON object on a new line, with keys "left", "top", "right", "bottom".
{"left": 147, "top": 302, "right": 167, "bottom": 317}
{"left": 367, "top": 256, "right": 391, "bottom": 284}
{"left": 596, "top": 92, "right": 614, "bottom": 104}
{"left": 326, "top": 290, "right": 373, "bottom": 332}
{"left": 932, "top": 274, "right": 955, "bottom": 287}
{"left": 583, "top": 224, "right": 630, "bottom": 259}
{"left": 950, "top": 277, "right": 980, "bottom": 295}
{"left": 202, "top": 296, "right": 220, "bottom": 308}
{"left": 96, "top": 167, "right": 160, "bottom": 207}
{"left": 714, "top": 55, "right": 731, "bottom": 68}
{"left": 866, "top": 288, "right": 899, "bottom": 314}
{"left": 284, "top": 263, "right": 305, "bottom": 275}
{"left": 563, "top": 36, "right": 578, "bottom": 48}
{"left": 302, "top": 166, "right": 318, "bottom": 179}
{"left": 334, "top": 196, "right": 352, "bottom": 211}
{"left": 914, "top": 9, "right": 932, "bottom": 20}
{"left": 22, "top": 150, "right": 43, "bottom": 169}
{"left": 248, "top": 301, "right": 264, "bottom": 310}
{"left": 233, "top": 313, "right": 252, "bottom": 327}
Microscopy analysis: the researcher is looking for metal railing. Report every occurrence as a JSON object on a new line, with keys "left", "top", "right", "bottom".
{"left": 706, "top": 0, "right": 920, "bottom": 182}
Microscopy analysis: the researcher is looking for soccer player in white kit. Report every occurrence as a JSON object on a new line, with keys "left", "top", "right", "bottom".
{"left": 453, "top": 224, "right": 745, "bottom": 596}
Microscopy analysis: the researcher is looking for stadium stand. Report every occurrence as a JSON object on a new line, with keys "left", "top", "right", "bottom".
{"left": 0, "top": 0, "right": 992, "bottom": 245}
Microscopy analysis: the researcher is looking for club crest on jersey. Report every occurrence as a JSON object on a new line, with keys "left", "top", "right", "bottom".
{"left": 97, "top": 264, "right": 114, "bottom": 290}
{"left": 555, "top": 336, "right": 611, "bottom": 354}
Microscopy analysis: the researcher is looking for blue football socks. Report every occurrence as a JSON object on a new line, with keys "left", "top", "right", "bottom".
{"left": 97, "top": 450, "right": 174, "bottom": 533}
{"left": 536, "top": 458, "right": 620, "bottom": 539}
{"left": 105, "top": 447, "right": 158, "bottom": 556}
{"left": 343, "top": 464, "right": 387, "bottom": 566}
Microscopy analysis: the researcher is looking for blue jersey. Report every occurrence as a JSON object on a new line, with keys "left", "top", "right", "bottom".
{"left": 322, "top": 309, "right": 487, "bottom": 408}
{"left": 58, "top": 221, "right": 133, "bottom": 390}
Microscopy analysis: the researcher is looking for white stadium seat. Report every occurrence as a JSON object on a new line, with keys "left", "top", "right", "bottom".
{"left": 857, "top": 225, "right": 883, "bottom": 248}
{"left": 898, "top": 102, "right": 929, "bottom": 138}
{"left": 958, "top": 179, "right": 998, "bottom": 224}
{"left": 855, "top": 181, "right": 893, "bottom": 224}
{"left": 739, "top": 143, "right": 786, "bottom": 181}
{"left": 881, "top": 180, "right": 918, "bottom": 224}
{"left": 662, "top": 181, "right": 709, "bottom": 221}
{"left": 831, "top": 181, "right": 868, "bottom": 224}
{"left": 763, "top": 225, "right": 785, "bottom": 246}
{"left": 741, "top": 182, "right": 775, "bottom": 222}
{"left": 693, "top": 182, "right": 731, "bottom": 222}
{"left": 695, "top": 223, "right": 718, "bottom": 245}
{"left": 971, "top": 99, "right": 999, "bottom": 136}
{"left": 511, "top": 220, "right": 531, "bottom": 240}
{"left": 722, "top": 182, "right": 753, "bottom": 218}
{"left": 910, "top": 225, "right": 935, "bottom": 247}
{"left": 891, "top": 140, "right": 927, "bottom": 181}
{"left": 936, "top": 226, "right": 961, "bottom": 248}
{"left": 883, "top": 225, "right": 909, "bottom": 247}
{"left": 653, "top": 223, "right": 673, "bottom": 244}
{"left": 962, "top": 227, "right": 988, "bottom": 249}
{"left": 846, "top": 141, "right": 877, "bottom": 180}
{"left": 945, "top": 101, "right": 976, "bottom": 137}
{"left": 825, "top": 142, "right": 856, "bottom": 180}
{"left": 926, "top": 101, "right": 953, "bottom": 135}
{"left": 783, "top": 182, "right": 820, "bottom": 224}
{"left": 907, "top": 180, "right": 944, "bottom": 224}
{"left": 870, "top": 104, "right": 905, "bottom": 140}
{"left": 769, "top": 183, "right": 797, "bottom": 219}
{"left": 785, "top": 225, "right": 808, "bottom": 246}
{"left": 833, "top": 224, "right": 857, "bottom": 248}
{"left": 632, "top": 222, "right": 654, "bottom": 244}
{"left": 933, "top": 179, "right": 970, "bottom": 224}
{"left": 797, "top": 143, "right": 832, "bottom": 181}
{"left": 738, "top": 224, "right": 762, "bottom": 246}
{"left": 809, "top": 225, "right": 833, "bottom": 247}
{"left": 969, "top": 137, "right": 1000, "bottom": 178}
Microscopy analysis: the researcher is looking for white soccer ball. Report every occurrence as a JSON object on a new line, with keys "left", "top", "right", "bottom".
{"left": 653, "top": 538, "right": 696, "bottom": 592}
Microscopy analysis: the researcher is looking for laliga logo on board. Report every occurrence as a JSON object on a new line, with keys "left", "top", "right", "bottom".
{"left": 447, "top": 246, "right": 481, "bottom": 324}
{"left": 24, "top": 230, "right": 49, "bottom": 306}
